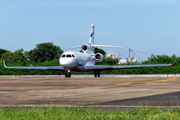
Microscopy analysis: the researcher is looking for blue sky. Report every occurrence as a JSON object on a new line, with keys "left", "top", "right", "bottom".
{"left": 0, "top": 0, "right": 180, "bottom": 61}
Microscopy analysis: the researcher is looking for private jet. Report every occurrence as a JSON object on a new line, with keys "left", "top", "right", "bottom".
{"left": 3, "top": 24, "right": 172, "bottom": 77}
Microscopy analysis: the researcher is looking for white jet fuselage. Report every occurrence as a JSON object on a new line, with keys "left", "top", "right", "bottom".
{"left": 60, "top": 51, "right": 95, "bottom": 71}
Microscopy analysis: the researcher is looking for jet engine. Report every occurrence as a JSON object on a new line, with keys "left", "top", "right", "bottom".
{"left": 81, "top": 44, "right": 88, "bottom": 51}
{"left": 95, "top": 53, "right": 103, "bottom": 62}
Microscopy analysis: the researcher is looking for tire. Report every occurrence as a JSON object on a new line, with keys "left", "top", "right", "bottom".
{"left": 94, "top": 73, "right": 97, "bottom": 77}
{"left": 98, "top": 71, "right": 100, "bottom": 77}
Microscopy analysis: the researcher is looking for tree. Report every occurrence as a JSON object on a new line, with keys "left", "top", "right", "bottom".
{"left": 94, "top": 47, "right": 106, "bottom": 56}
{"left": 0, "top": 48, "right": 8, "bottom": 59}
{"left": 0, "top": 51, "right": 26, "bottom": 65}
{"left": 143, "top": 54, "right": 174, "bottom": 64}
{"left": 96, "top": 57, "right": 118, "bottom": 65}
{"left": 14, "top": 48, "right": 25, "bottom": 57}
{"left": 26, "top": 43, "right": 63, "bottom": 63}
{"left": 14, "top": 48, "right": 27, "bottom": 60}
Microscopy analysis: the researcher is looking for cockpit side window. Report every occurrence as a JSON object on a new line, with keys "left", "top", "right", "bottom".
{"left": 61, "top": 54, "right": 66, "bottom": 58}
{"left": 66, "top": 54, "right": 71, "bottom": 57}
{"left": 72, "top": 54, "right": 75, "bottom": 57}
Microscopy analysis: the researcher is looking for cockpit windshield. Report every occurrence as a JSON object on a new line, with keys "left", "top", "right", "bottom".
{"left": 66, "top": 54, "right": 71, "bottom": 57}
{"left": 61, "top": 54, "right": 75, "bottom": 58}
{"left": 62, "top": 55, "right": 66, "bottom": 58}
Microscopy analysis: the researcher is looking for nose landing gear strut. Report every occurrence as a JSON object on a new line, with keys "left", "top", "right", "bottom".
{"left": 65, "top": 70, "right": 71, "bottom": 78}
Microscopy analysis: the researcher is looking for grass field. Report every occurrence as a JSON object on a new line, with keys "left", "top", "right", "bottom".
{"left": 0, "top": 107, "right": 180, "bottom": 120}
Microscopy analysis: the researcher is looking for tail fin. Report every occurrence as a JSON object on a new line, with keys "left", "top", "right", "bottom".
{"left": 89, "top": 24, "right": 95, "bottom": 45}
{"left": 66, "top": 24, "right": 125, "bottom": 51}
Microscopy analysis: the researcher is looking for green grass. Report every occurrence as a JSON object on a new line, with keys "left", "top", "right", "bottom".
{"left": 0, "top": 107, "right": 180, "bottom": 120}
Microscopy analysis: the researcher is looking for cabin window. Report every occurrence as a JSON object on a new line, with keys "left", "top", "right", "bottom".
{"left": 66, "top": 54, "right": 71, "bottom": 57}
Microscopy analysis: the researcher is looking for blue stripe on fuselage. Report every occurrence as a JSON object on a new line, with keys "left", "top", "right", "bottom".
{"left": 78, "top": 55, "right": 94, "bottom": 67}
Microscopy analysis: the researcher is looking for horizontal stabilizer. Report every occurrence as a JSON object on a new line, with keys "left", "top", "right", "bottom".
{"left": 91, "top": 45, "right": 125, "bottom": 48}
{"left": 66, "top": 46, "right": 81, "bottom": 49}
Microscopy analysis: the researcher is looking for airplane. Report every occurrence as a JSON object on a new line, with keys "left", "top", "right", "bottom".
{"left": 3, "top": 24, "right": 173, "bottom": 78}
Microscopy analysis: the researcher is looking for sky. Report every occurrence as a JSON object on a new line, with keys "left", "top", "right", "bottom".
{"left": 0, "top": 0, "right": 180, "bottom": 61}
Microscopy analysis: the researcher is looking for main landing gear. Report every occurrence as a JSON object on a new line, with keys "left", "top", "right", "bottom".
{"left": 94, "top": 70, "right": 100, "bottom": 77}
{"left": 65, "top": 70, "right": 71, "bottom": 78}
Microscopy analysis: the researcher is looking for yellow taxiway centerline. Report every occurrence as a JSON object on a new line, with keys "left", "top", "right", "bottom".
{"left": 116, "top": 77, "right": 180, "bottom": 85}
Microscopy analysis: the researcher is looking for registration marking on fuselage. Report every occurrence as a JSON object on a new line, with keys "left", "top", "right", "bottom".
{"left": 116, "top": 77, "right": 180, "bottom": 85}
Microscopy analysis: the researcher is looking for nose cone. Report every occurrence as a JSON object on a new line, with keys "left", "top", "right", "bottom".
{"left": 60, "top": 58, "right": 77, "bottom": 68}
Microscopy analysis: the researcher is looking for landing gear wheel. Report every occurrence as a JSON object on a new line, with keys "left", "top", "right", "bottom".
{"left": 94, "top": 70, "right": 100, "bottom": 77}
{"left": 94, "top": 73, "right": 97, "bottom": 77}
{"left": 97, "top": 71, "right": 100, "bottom": 77}
{"left": 94, "top": 70, "right": 97, "bottom": 77}
{"left": 65, "top": 71, "right": 71, "bottom": 78}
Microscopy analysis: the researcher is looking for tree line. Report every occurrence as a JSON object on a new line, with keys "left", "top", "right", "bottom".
{"left": 0, "top": 42, "right": 179, "bottom": 75}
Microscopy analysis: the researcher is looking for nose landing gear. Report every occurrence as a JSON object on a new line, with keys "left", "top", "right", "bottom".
{"left": 65, "top": 70, "right": 71, "bottom": 78}
{"left": 94, "top": 70, "right": 100, "bottom": 77}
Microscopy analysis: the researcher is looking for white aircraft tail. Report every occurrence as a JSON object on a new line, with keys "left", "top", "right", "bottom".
{"left": 89, "top": 24, "right": 95, "bottom": 45}
{"left": 67, "top": 24, "right": 125, "bottom": 51}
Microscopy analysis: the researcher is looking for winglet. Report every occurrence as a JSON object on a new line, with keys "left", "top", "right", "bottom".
{"left": 172, "top": 58, "right": 177, "bottom": 66}
{"left": 3, "top": 59, "right": 7, "bottom": 68}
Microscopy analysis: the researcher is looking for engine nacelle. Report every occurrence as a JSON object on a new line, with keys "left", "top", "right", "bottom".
{"left": 95, "top": 53, "right": 103, "bottom": 62}
{"left": 81, "top": 44, "right": 88, "bottom": 51}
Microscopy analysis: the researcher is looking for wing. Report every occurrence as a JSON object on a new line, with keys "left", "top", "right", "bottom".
{"left": 3, "top": 60, "right": 65, "bottom": 71}
{"left": 85, "top": 64, "right": 172, "bottom": 70}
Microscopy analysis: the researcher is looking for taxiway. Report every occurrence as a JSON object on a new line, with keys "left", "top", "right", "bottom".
{"left": 0, "top": 75, "right": 180, "bottom": 107}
